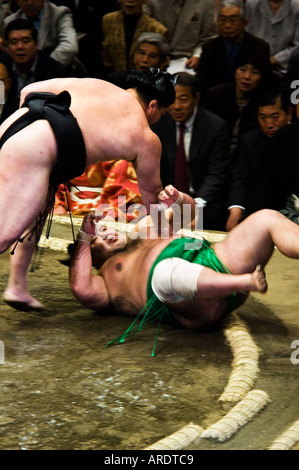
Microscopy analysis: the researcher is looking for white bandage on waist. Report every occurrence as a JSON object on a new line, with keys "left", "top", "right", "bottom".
{"left": 151, "top": 257, "right": 204, "bottom": 303}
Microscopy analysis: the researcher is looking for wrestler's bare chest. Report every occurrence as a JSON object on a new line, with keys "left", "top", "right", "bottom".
{"left": 100, "top": 239, "right": 172, "bottom": 312}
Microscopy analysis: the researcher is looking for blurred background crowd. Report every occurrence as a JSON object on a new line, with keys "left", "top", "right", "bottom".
{"left": 1, "top": 0, "right": 299, "bottom": 231}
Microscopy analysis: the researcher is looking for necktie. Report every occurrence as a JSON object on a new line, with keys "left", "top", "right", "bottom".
{"left": 174, "top": 123, "right": 189, "bottom": 194}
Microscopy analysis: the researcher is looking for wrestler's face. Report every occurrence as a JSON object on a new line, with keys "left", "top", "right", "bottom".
{"left": 7, "top": 29, "right": 38, "bottom": 65}
{"left": 145, "top": 100, "right": 167, "bottom": 124}
{"left": 258, "top": 98, "right": 292, "bottom": 138}
{"left": 90, "top": 226, "right": 127, "bottom": 265}
{"left": 17, "top": 0, "right": 45, "bottom": 19}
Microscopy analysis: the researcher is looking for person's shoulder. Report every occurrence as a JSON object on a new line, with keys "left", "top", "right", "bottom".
{"left": 102, "top": 10, "right": 121, "bottom": 24}
{"left": 243, "top": 31, "right": 269, "bottom": 49}
{"left": 140, "top": 10, "right": 168, "bottom": 34}
{"left": 46, "top": 1, "right": 72, "bottom": 14}
{"left": 197, "top": 105, "right": 228, "bottom": 127}
{"left": 206, "top": 82, "right": 234, "bottom": 98}
{"left": 201, "top": 35, "right": 224, "bottom": 52}
{"left": 240, "top": 127, "right": 264, "bottom": 145}
{"left": 36, "top": 50, "right": 67, "bottom": 76}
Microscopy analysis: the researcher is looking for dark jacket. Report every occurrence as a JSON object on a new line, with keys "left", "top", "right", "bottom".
{"left": 0, "top": 50, "right": 67, "bottom": 123}
{"left": 196, "top": 32, "right": 270, "bottom": 99}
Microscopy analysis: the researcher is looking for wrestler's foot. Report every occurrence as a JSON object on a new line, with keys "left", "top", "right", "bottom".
{"left": 252, "top": 265, "right": 268, "bottom": 293}
{"left": 3, "top": 288, "right": 44, "bottom": 312}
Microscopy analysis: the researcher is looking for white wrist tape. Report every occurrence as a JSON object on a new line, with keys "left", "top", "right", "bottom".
{"left": 76, "top": 229, "right": 94, "bottom": 243}
{"left": 175, "top": 191, "right": 183, "bottom": 205}
{"left": 151, "top": 257, "right": 204, "bottom": 303}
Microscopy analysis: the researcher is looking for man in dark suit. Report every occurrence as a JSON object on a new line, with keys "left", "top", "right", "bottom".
{"left": 0, "top": 18, "right": 67, "bottom": 123}
{"left": 226, "top": 88, "right": 294, "bottom": 231}
{"left": 196, "top": 0, "right": 271, "bottom": 101}
{"left": 151, "top": 72, "right": 230, "bottom": 231}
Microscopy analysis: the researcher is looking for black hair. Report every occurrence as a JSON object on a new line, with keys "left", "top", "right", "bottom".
{"left": 4, "top": 18, "right": 38, "bottom": 42}
{"left": 258, "top": 87, "right": 292, "bottom": 112}
{"left": 175, "top": 72, "right": 199, "bottom": 97}
{"left": 126, "top": 68, "right": 177, "bottom": 107}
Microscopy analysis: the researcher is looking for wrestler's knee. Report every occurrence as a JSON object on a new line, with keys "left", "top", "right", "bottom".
{"left": 151, "top": 257, "right": 204, "bottom": 303}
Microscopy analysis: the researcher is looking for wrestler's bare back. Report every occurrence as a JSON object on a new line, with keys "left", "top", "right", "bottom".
{"left": 17, "top": 77, "right": 161, "bottom": 166}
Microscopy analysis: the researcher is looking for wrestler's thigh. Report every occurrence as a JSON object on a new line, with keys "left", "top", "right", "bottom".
{"left": 168, "top": 297, "right": 227, "bottom": 331}
{"left": 213, "top": 211, "right": 275, "bottom": 274}
{"left": 0, "top": 122, "right": 56, "bottom": 249}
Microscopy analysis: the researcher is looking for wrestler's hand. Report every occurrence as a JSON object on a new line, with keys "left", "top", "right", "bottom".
{"left": 157, "top": 185, "right": 183, "bottom": 208}
{"left": 81, "top": 212, "right": 98, "bottom": 236}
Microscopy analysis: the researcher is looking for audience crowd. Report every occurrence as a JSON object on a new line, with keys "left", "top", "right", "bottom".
{"left": 1, "top": 0, "right": 299, "bottom": 230}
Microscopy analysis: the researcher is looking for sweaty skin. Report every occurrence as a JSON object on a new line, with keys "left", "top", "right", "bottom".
{"left": 0, "top": 77, "right": 168, "bottom": 310}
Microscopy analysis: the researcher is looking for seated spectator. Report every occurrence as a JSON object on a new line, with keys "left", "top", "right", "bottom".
{"left": 196, "top": 0, "right": 271, "bottom": 100}
{"left": 143, "top": 0, "right": 217, "bottom": 73}
{"left": 245, "top": 0, "right": 299, "bottom": 76}
{"left": 0, "top": 0, "right": 11, "bottom": 52}
{"left": 101, "top": 0, "right": 168, "bottom": 75}
{"left": 107, "top": 32, "right": 170, "bottom": 88}
{"left": 0, "top": 61, "right": 11, "bottom": 117}
{"left": 226, "top": 88, "right": 294, "bottom": 231}
{"left": 151, "top": 72, "right": 230, "bottom": 231}
{"left": 69, "top": 0, "right": 120, "bottom": 78}
{"left": 204, "top": 52, "right": 277, "bottom": 154}
{"left": 54, "top": 160, "right": 142, "bottom": 222}
{"left": 0, "top": 18, "right": 67, "bottom": 123}
{"left": 4, "top": 0, "right": 78, "bottom": 67}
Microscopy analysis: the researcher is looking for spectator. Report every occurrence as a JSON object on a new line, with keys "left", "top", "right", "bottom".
{"left": 204, "top": 51, "right": 277, "bottom": 154}
{"left": 143, "top": 0, "right": 217, "bottom": 73}
{"left": 71, "top": 0, "right": 120, "bottom": 78}
{"left": 101, "top": 0, "right": 167, "bottom": 74}
{"left": 0, "top": 61, "right": 11, "bottom": 117}
{"left": 245, "top": 0, "right": 299, "bottom": 76}
{"left": 4, "top": 0, "right": 78, "bottom": 67}
{"left": 0, "top": 0, "right": 11, "bottom": 51}
{"left": 196, "top": 0, "right": 270, "bottom": 100}
{"left": 107, "top": 32, "right": 170, "bottom": 88}
{"left": 0, "top": 18, "right": 67, "bottom": 122}
{"left": 151, "top": 72, "right": 230, "bottom": 231}
{"left": 226, "top": 88, "right": 294, "bottom": 231}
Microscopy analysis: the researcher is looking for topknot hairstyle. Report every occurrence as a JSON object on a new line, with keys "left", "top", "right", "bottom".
{"left": 126, "top": 68, "right": 178, "bottom": 107}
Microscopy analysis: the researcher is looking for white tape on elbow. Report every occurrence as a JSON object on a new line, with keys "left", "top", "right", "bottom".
{"left": 151, "top": 257, "right": 204, "bottom": 303}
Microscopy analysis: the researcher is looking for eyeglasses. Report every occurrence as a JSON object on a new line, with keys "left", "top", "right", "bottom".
{"left": 218, "top": 15, "right": 243, "bottom": 25}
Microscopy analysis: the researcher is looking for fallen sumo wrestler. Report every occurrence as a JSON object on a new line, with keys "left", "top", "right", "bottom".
{"left": 0, "top": 70, "right": 177, "bottom": 311}
{"left": 68, "top": 185, "right": 299, "bottom": 357}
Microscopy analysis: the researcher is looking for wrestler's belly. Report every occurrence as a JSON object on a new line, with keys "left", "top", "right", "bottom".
{"left": 102, "top": 239, "right": 173, "bottom": 314}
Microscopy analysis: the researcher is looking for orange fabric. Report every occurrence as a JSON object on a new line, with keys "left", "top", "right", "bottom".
{"left": 54, "top": 160, "right": 142, "bottom": 221}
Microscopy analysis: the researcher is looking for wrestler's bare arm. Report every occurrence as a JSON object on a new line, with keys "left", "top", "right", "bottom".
{"left": 69, "top": 214, "right": 110, "bottom": 311}
{"left": 134, "top": 130, "right": 164, "bottom": 212}
{"left": 130, "top": 186, "right": 197, "bottom": 239}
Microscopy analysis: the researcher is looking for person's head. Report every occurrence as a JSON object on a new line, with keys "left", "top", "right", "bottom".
{"left": 168, "top": 72, "right": 200, "bottom": 124}
{"left": 118, "top": 0, "right": 145, "bottom": 16}
{"left": 16, "top": 0, "right": 46, "bottom": 20}
{"left": 0, "top": 63, "right": 11, "bottom": 100}
{"left": 217, "top": 0, "right": 247, "bottom": 44}
{"left": 258, "top": 89, "right": 293, "bottom": 138}
{"left": 133, "top": 33, "right": 170, "bottom": 71}
{"left": 90, "top": 226, "right": 128, "bottom": 268}
{"left": 5, "top": 19, "right": 38, "bottom": 67}
{"left": 234, "top": 52, "right": 271, "bottom": 95}
{"left": 126, "top": 68, "right": 177, "bottom": 124}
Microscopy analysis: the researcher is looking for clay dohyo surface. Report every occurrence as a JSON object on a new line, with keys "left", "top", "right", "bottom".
{"left": 0, "top": 218, "right": 298, "bottom": 450}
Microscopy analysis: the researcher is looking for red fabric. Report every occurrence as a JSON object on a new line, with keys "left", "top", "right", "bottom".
{"left": 54, "top": 160, "right": 142, "bottom": 221}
